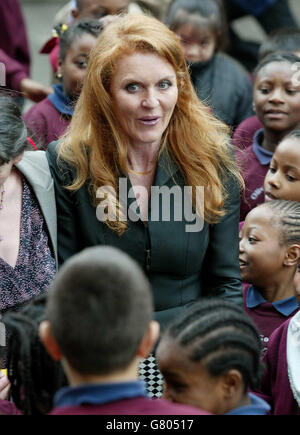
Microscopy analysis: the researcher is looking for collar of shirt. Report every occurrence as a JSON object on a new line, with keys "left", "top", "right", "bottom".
{"left": 246, "top": 285, "right": 299, "bottom": 316}
{"left": 226, "top": 393, "right": 270, "bottom": 415}
{"left": 48, "top": 84, "right": 74, "bottom": 116}
{"left": 252, "top": 129, "right": 273, "bottom": 165}
{"left": 54, "top": 380, "right": 147, "bottom": 408}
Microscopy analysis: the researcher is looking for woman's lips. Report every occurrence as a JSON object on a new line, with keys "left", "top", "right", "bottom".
{"left": 138, "top": 117, "right": 160, "bottom": 125}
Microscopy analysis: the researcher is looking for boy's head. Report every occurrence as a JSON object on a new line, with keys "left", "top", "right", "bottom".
{"left": 72, "top": 0, "right": 131, "bottom": 20}
{"left": 40, "top": 246, "right": 159, "bottom": 380}
{"left": 166, "top": 0, "right": 227, "bottom": 63}
{"left": 156, "top": 298, "right": 264, "bottom": 415}
{"left": 259, "top": 27, "right": 300, "bottom": 62}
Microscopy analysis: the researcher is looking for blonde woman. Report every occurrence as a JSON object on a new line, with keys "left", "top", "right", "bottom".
{"left": 47, "top": 14, "right": 243, "bottom": 330}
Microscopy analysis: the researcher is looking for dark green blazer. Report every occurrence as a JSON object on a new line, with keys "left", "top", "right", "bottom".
{"left": 46, "top": 142, "right": 242, "bottom": 330}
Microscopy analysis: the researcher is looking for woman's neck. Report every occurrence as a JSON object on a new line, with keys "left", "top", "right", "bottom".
{"left": 127, "top": 142, "right": 160, "bottom": 173}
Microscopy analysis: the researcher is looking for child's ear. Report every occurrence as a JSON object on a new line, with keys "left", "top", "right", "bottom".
{"left": 284, "top": 244, "right": 300, "bottom": 267}
{"left": 220, "top": 369, "right": 243, "bottom": 401}
{"left": 39, "top": 320, "right": 62, "bottom": 362}
{"left": 137, "top": 320, "right": 160, "bottom": 359}
{"left": 56, "top": 59, "right": 63, "bottom": 80}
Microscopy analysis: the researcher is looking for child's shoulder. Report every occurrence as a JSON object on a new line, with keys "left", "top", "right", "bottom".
{"left": 23, "top": 96, "right": 57, "bottom": 120}
{"left": 214, "top": 52, "right": 250, "bottom": 76}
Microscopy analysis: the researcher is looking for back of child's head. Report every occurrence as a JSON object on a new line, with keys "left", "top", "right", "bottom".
{"left": 45, "top": 245, "right": 154, "bottom": 376}
{"left": 56, "top": 18, "right": 103, "bottom": 63}
{"left": 2, "top": 294, "right": 67, "bottom": 415}
{"left": 253, "top": 51, "right": 300, "bottom": 80}
{"left": 157, "top": 298, "right": 264, "bottom": 393}
{"left": 0, "top": 95, "right": 29, "bottom": 165}
{"left": 258, "top": 27, "right": 300, "bottom": 62}
{"left": 166, "top": 0, "right": 227, "bottom": 50}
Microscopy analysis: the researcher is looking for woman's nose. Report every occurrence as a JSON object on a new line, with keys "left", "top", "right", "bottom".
{"left": 141, "top": 90, "right": 159, "bottom": 108}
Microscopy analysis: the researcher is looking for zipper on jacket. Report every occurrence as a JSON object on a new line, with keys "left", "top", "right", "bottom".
{"left": 145, "top": 226, "right": 151, "bottom": 272}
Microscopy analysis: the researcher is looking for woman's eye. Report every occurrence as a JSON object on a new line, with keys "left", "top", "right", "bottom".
{"left": 259, "top": 88, "right": 270, "bottom": 94}
{"left": 269, "top": 166, "right": 276, "bottom": 174}
{"left": 125, "top": 83, "right": 139, "bottom": 92}
{"left": 248, "top": 237, "right": 257, "bottom": 244}
{"left": 159, "top": 80, "right": 171, "bottom": 90}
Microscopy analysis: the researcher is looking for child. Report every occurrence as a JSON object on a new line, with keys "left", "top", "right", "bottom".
{"left": 40, "top": 245, "right": 210, "bottom": 415}
{"left": 1, "top": 294, "right": 67, "bottom": 415}
{"left": 166, "top": 0, "right": 253, "bottom": 129}
{"left": 253, "top": 284, "right": 300, "bottom": 415}
{"left": 239, "top": 200, "right": 300, "bottom": 354}
{"left": 238, "top": 52, "right": 300, "bottom": 220}
{"left": 23, "top": 19, "right": 103, "bottom": 150}
{"left": 264, "top": 130, "right": 300, "bottom": 203}
{"left": 156, "top": 298, "right": 270, "bottom": 415}
{"left": 233, "top": 27, "right": 300, "bottom": 151}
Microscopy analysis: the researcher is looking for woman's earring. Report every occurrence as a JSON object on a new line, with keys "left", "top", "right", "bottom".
{"left": 56, "top": 72, "right": 62, "bottom": 79}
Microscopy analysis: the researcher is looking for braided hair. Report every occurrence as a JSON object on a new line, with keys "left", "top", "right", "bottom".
{"left": 55, "top": 19, "right": 104, "bottom": 62}
{"left": 162, "top": 298, "right": 264, "bottom": 392}
{"left": 2, "top": 294, "right": 67, "bottom": 415}
{"left": 258, "top": 200, "right": 300, "bottom": 246}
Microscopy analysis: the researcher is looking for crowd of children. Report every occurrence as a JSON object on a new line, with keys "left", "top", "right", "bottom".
{"left": 1, "top": 0, "right": 300, "bottom": 416}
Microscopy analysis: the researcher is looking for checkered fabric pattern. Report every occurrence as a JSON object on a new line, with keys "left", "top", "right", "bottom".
{"left": 138, "top": 354, "right": 164, "bottom": 398}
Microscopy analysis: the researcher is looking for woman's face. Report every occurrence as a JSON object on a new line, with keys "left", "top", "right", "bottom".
{"left": 110, "top": 52, "right": 178, "bottom": 150}
{"left": 239, "top": 205, "right": 287, "bottom": 286}
{"left": 264, "top": 137, "right": 300, "bottom": 202}
{"left": 58, "top": 33, "right": 98, "bottom": 100}
{"left": 253, "top": 61, "right": 300, "bottom": 133}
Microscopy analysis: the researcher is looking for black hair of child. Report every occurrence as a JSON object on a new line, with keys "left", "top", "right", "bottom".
{"left": 163, "top": 298, "right": 264, "bottom": 392}
{"left": 166, "top": 0, "right": 228, "bottom": 50}
{"left": 259, "top": 27, "right": 300, "bottom": 62}
{"left": 257, "top": 199, "right": 300, "bottom": 246}
{"left": 253, "top": 51, "right": 300, "bottom": 79}
{"left": 56, "top": 18, "right": 104, "bottom": 62}
{"left": 45, "top": 245, "right": 154, "bottom": 376}
{"left": 2, "top": 294, "right": 68, "bottom": 415}
{"left": 0, "top": 95, "right": 28, "bottom": 165}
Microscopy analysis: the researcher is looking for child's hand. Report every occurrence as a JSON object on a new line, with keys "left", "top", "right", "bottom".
{"left": 20, "top": 78, "right": 54, "bottom": 103}
{"left": 0, "top": 372, "right": 10, "bottom": 400}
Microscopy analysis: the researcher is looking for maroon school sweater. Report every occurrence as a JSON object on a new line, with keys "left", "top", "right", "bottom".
{"left": 0, "top": 0, "right": 30, "bottom": 91}
{"left": 237, "top": 135, "right": 271, "bottom": 220}
{"left": 233, "top": 115, "right": 263, "bottom": 150}
{"left": 243, "top": 284, "right": 299, "bottom": 355}
{"left": 23, "top": 98, "right": 70, "bottom": 150}
{"left": 49, "top": 396, "right": 211, "bottom": 415}
{"left": 254, "top": 319, "right": 300, "bottom": 415}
